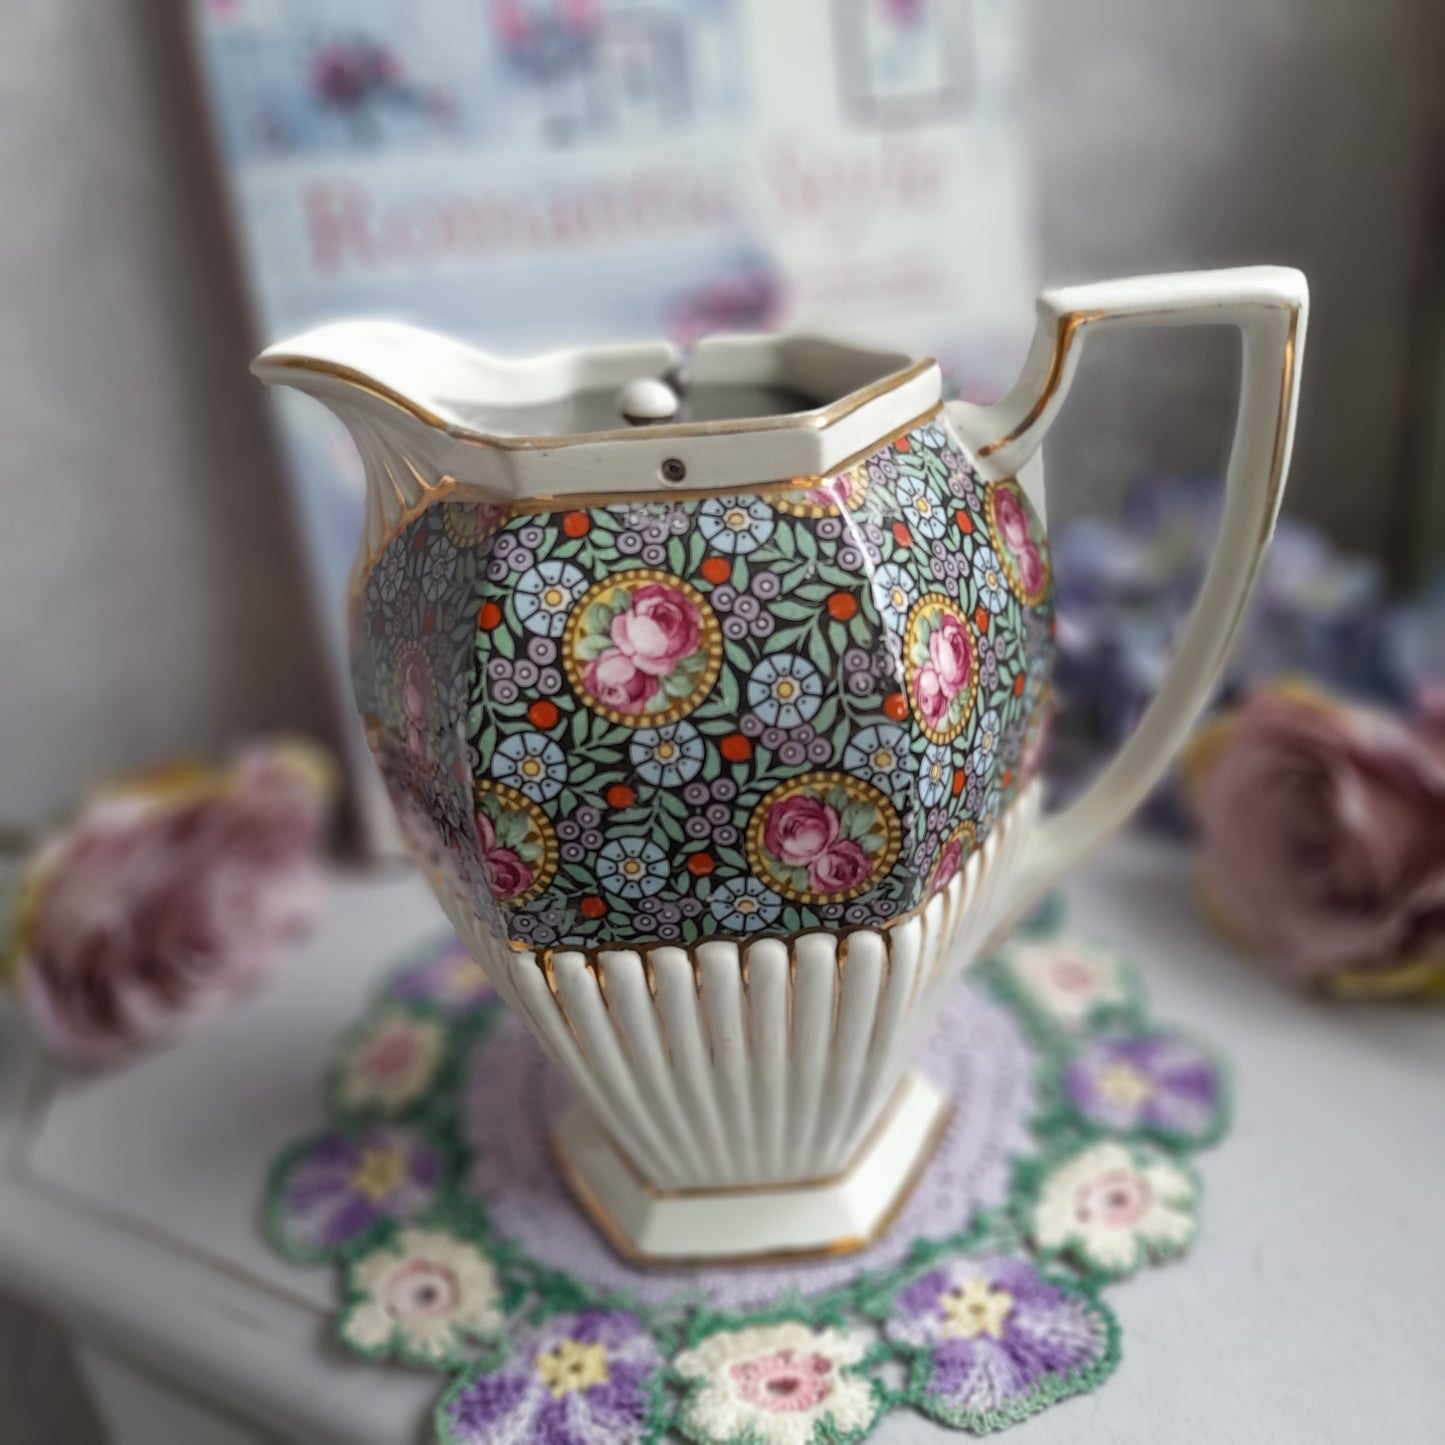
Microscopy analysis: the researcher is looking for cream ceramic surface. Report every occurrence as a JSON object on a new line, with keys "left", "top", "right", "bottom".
{"left": 255, "top": 265, "right": 1307, "bottom": 1261}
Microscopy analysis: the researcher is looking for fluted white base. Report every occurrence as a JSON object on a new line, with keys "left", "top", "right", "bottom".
{"left": 549, "top": 1072, "right": 950, "bottom": 1265}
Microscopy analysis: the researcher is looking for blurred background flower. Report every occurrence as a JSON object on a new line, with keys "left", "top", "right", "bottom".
{"left": 1182, "top": 684, "right": 1445, "bottom": 995}
{"left": 3, "top": 740, "right": 336, "bottom": 1065}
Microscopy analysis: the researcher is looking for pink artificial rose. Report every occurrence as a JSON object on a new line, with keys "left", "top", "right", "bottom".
{"left": 584, "top": 648, "right": 657, "bottom": 714}
{"left": 928, "top": 614, "right": 973, "bottom": 695}
{"left": 1188, "top": 685, "right": 1445, "bottom": 987}
{"left": 808, "top": 839, "right": 873, "bottom": 894}
{"left": 993, "top": 485, "right": 1036, "bottom": 555}
{"left": 763, "top": 794, "right": 840, "bottom": 868}
{"left": 914, "top": 665, "right": 950, "bottom": 730}
{"left": 12, "top": 743, "right": 335, "bottom": 1065}
{"left": 610, "top": 584, "right": 702, "bottom": 677}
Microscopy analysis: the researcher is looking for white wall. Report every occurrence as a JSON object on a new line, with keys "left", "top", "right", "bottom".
{"left": 1032, "top": 0, "right": 1443, "bottom": 545}
{"left": 0, "top": 4, "right": 340, "bottom": 835}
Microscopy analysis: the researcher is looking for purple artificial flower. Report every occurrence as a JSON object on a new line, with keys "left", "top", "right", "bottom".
{"left": 388, "top": 936, "right": 495, "bottom": 1015}
{"left": 886, "top": 1254, "right": 1115, "bottom": 1431}
{"left": 271, "top": 1127, "right": 442, "bottom": 1263}
{"left": 1064, "top": 1032, "right": 1224, "bottom": 1144}
{"left": 440, "top": 1309, "right": 662, "bottom": 1445}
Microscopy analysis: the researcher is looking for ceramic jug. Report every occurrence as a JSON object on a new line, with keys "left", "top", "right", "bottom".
{"left": 255, "top": 266, "right": 1306, "bottom": 1264}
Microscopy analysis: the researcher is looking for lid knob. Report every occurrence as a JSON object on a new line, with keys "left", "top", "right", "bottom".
{"left": 618, "top": 377, "right": 680, "bottom": 425}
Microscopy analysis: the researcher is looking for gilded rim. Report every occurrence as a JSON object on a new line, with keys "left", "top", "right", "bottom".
{"left": 746, "top": 771, "right": 902, "bottom": 905}
{"left": 985, "top": 480, "right": 1051, "bottom": 608}
{"left": 561, "top": 570, "right": 722, "bottom": 729}
{"left": 769, "top": 461, "right": 870, "bottom": 518}
{"left": 903, "top": 594, "right": 979, "bottom": 745}
{"left": 473, "top": 779, "right": 558, "bottom": 906}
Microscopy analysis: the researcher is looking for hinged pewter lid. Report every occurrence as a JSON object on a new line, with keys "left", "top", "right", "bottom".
{"left": 252, "top": 322, "right": 943, "bottom": 508}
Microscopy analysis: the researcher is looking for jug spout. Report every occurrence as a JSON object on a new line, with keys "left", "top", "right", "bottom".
{"left": 253, "top": 320, "right": 680, "bottom": 577}
{"left": 253, "top": 321, "right": 485, "bottom": 578}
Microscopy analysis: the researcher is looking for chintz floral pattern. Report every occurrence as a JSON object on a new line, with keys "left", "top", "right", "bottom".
{"left": 352, "top": 420, "right": 1053, "bottom": 948}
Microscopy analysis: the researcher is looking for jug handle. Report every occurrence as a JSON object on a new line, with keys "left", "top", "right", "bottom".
{"left": 947, "top": 266, "right": 1309, "bottom": 922}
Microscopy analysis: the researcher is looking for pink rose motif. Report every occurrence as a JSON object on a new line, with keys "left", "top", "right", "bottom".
{"left": 474, "top": 809, "right": 534, "bottom": 902}
{"left": 400, "top": 651, "right": 431, "bottom": 761}
{"left": 808, "top": 839, "right": 874, "bottom": 894}
{"left": 930, "top": 838, "right": 964, "bottom": 894}
{"left": 763, "top": 794, "right": 840, "bottom": 868}
{"left": 13, "top": 743, "right": 335, "bottom": 1065}
{"left": 583, "top": 648, "right": 657, "bottom": 715}
{"left": 1020, "top": 705, "right": 1052, "bottom": 782}
{"left": 1013, "top": 541, "right": 1047, "bottom": 597}
{"left": 610, "top": 584, "right": 702, "bottom": 677}
{"left": 731, "top": 1350, "right": 834, "bottom": 1413}
{"left": 1188, "top": 684, "right": 1445, "bottom": 987}
{"left": 993, "top": 485, "right": 1037, "bottom": 555}
{"left": 483, "top": 848, "right": 533, "bottom": 902}
{"left": 928, "top": 613, "right": 973, "bottom": 696}
{"left": 914, "top": 665, "right": 950, "bottom": 730}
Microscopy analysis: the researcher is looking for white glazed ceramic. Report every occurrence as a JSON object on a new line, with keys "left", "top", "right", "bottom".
{"left": 256, "top": 266, "right": 1307, "bottom": 1263}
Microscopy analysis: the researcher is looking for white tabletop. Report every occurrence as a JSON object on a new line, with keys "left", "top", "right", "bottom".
{"left": 1, "top": 840, "right": 1442, "bottom": 1444}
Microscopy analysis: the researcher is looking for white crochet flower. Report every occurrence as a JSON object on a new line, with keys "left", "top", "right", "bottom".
{"left": 1001, "top": 939, "right": 1133, "bottom": 1029}
{"left": 343, "top": 1228, "right": 502, "bottom": 1364}
{"left": 337, "top": 1011, "right": 446, "bottom": 1114}
{"left": 1032, "top": 1140, "right": 1198, "bottom": 1277}
{"left": 674, "top": 1320, "right": 881, "bottom": 1445}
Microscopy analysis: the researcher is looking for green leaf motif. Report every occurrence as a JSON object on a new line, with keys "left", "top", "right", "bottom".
{"left": 840, "top": 800, "right": 878, "bottom": 840}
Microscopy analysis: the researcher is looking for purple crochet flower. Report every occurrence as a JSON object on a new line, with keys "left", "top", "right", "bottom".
{"left": 440, "top": 1309, "right": 662, "bottom": 1444}
{"left": 271, "top": 1127, "right": 442, "bottom": 1263}
{"left": 886, "top": 1255, "right": 1115, "bottom": 1431}
{"left": 388, "top": 937, "right": 495, "bottom": 1015}
{"left": 1064, "top": 1032, "right": 1225, "bottom": 1144}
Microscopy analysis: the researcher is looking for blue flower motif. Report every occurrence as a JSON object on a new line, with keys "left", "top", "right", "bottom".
{"left": 514, "top": 560, "right": 588, "bottom": 638}
{"left": 970, "top": 708, "right": 1003, "bottom": 779}
{"left": 493, "top": 732, "right": 567, "bottom": 802}
{"left": 897, "top": 472, "right": 949, "bottom": 540}
{"left": 747, "top": 653, "right": 824, "bottom": 729}
{"left": 629, "top": 722, "right": 705, "bottom": 788}
{"left": 698, "top": 496, "right": 775, "bottom": 555}
{"left": 597, "top": 838, "right": 669, "bottom": 899}
{"left": 709, "top": 877, "right": 784, "bottom": 932}
{"left": 871, "top": 562, "right": 918, "bottom": 635}
{"left": 973, "top": 546, "right": 1010, "bottom": 614}
{"left": 844, "top": 724, "right": 911, "bottom": 798}
{"left": 919, "top": 743, "right": 953, "bottom": 808}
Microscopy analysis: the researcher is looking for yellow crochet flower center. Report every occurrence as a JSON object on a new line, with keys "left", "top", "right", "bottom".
{"left": 350, "top": 1147, "right": 407, "bottom": 1202}
{"left": 536, "top": 1339, "right": 610, "bottom": 1399}
{"left": 1095, "top": 1061, "right": 1153, "bottom": 1109}
{"left": 940, "top": 1277, "right": 1014, "bottom": 1340}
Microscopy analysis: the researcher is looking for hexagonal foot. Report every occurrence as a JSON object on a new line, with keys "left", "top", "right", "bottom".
{"left": 549, "top": 1072, "right": 950, "bottom": 1266}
